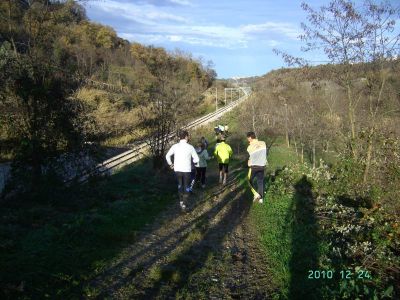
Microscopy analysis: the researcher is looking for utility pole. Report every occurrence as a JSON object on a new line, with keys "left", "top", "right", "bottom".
{"left": 284, "top": 102, "right": 289, "bottom": 148}
{"left": 215, "top": 87, "right": 218, "bottom": 111}
{"left": 230, "top": 89, "right": 232, "bottom": 103}
{"left": 224, "top": 89, "right": 226, "bottom": 105}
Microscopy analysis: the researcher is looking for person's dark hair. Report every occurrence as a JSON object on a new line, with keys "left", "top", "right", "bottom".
{"left": 179, "top": 130, "right": 189, "bottom": 140}
{"left": 246, "top": 131, "right": 256, "bottom": 139}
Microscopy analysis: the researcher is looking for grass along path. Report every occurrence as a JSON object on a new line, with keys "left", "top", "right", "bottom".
{"left": 0, "top": 160, "right": 177, "bottom": 299}
{"left": 249, "top": 143, "right": 324, "bottom": 299}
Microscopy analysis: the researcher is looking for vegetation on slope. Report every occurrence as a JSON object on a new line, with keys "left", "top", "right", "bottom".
{"left": 0, "top": 0, "right": 217, "bottom": 197}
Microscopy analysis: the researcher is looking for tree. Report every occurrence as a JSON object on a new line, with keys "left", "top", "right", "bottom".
{"left": 0, "top": 1, "right": 93, "bottom": 198}
{"left": 275, "top": 0, "right": 400, "bottom": 181}
{"left": 130, "top": 44, "right": 214, "bottom": 168}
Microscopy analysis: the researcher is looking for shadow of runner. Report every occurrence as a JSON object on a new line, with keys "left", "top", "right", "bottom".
{"left": 288, "top": 175, "right": 320, "bottom": 300}
{"left": 89, "top": 172, "right": 244, "bottom": 298}
{"left": 133, "top": 183, "right": 252, "bottom": 299}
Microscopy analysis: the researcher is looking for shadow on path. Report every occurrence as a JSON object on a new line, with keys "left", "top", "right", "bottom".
{"left": 139, "top": 182, "right": 251, "bottom": 299}
{"left": 88, "top": 169, "right": 250, "bottom": 299}
{"left": 288, "top": 175, "right": 320, "bottom": 299}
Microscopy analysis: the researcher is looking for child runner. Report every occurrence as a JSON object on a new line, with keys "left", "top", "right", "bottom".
{"left": 200, "top": 136, "right": 209, "bottom": 149}
{"left": 195, "top": 142, "right": 210, "bottom": 188}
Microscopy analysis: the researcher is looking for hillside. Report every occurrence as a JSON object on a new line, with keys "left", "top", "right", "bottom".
{"left": 0, "top": 0, "right": 218, "bottom": 194}
{"left": 0, "top": 0, "right": 217, "bottom": 155}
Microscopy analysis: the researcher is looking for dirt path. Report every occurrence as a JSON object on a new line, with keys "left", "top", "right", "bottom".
{"left": 87, "top": 166, "right": 274, "bottom": 299}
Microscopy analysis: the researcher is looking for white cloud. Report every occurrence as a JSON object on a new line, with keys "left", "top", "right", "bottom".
{"left": 241, "top": 22, "right": 301, "bottom": 40}
{"left": 266, "top": 40, "right": 280, "bottom": 47}
{"left": 120, "top": 33, "right": 165, "bottom": 43}
{"left": 168, "top": 35, "right": 183, "bottom": 42}
{"left": 169, "top": 0, "right": 192, "bottom": 6}
{"left": 89, "top": 1, "right": 300, "bottom": 49}
{"left": 146, "top": 11, "right": 188, "bottom": 23}
{"left": 90, "top": 0, "right": 189, "bottom": 24}
{"left": 121, "top": 31, "right": 247, "bottom": 49}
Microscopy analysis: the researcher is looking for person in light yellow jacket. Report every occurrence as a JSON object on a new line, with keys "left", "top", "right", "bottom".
{"left": 246, "top": 131, "right": 267, "bottom": 203}
{"left": 214, "top": 138, "right": 233, "bottom": 185}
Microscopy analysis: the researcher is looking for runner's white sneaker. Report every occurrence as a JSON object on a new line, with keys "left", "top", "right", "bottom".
{"left": 253, "top": 194, "right": 261, "bottom": 202}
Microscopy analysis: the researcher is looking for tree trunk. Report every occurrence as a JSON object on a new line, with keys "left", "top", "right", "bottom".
{"left": 301, "top": 144, "right": 304, "bottom": 164}
{"left": 312, "top": 140, "right": 316, "bottom": 169}
{"left": 7, "top": 0, "right": 18, "bottom": 55}
{"left": 284, "top": 103, "right": 289, "bottom": 148}
{"left": 285, "top": 131, "right": 290, "bottom": 148}
{"left": 347, "top": 84, "right": 357, "bottom": 158}
{"left": 363, "top": 127, "right": 375, "bottom": 183}
{"left": 363, "top": 77, "right": 386, "bottom": 183}
{"left": 251, "top": 104, "right": 257, "bottom": 136}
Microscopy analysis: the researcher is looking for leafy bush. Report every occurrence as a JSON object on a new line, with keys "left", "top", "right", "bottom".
{"left": 262, "top": 158, "right": 399, "bottom": 298}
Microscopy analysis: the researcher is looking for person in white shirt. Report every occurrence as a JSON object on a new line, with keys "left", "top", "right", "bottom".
{"left": 166, "top": 130, "right": 199, "bottom": 211}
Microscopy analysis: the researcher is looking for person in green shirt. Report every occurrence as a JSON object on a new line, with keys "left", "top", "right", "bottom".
{"left": 214, "top": 138, "right": 233, "bottom": 185}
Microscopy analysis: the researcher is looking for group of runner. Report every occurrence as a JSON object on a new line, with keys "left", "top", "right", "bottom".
{"left": 165, "top": 130, "right": 267, "bottom": 212}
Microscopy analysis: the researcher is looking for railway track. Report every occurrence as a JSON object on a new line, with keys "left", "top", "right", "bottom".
{"left": 0, "top": 87, "right": 251, "bottom": 191}
{"left": 74, "top": 86, "right": 251, "bottom": 183}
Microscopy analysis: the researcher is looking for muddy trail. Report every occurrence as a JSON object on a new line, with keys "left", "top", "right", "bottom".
{"left": 87, "top": 166, "right": 275, "bottom": 299}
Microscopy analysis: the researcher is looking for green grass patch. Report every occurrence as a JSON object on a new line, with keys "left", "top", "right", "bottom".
{"left": 249, "top": 140, "right": 323, "bottom": 299}
{"left": 267, "top": 143, "right": 299, "bottom": 171}
{"left": 248, "top": 141, "right": 299, "bottom": 298}
{"left": 0, "top": 159, "right": 176, "bottom": 299}
{"left": 250, "top": 193, "right": 293, "bottom": 298}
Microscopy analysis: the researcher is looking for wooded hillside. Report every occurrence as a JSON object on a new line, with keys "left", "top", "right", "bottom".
{"left": 0, "top": 0, "right": 216, "bottom": 195}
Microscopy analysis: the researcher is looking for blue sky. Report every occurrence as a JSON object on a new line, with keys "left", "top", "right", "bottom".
{"left": 84, "top": 0, "right": 398, "bottom": 78}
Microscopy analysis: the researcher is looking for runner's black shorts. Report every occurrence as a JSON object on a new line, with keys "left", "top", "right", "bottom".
{"left": 218, "top": 163, "right": 229, "bottom": 172}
